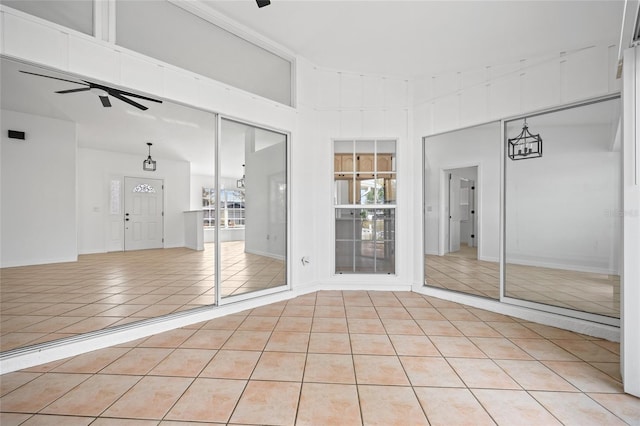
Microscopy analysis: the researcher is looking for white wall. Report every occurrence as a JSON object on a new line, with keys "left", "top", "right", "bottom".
{"left": 1, "top": 110, "right": 77, "bottom": 267}
{"left": 78, "top": 148, "right": 190, "bottom": 253}
{"left": 115, "top": 0, "right": 292, "bottom": 106}
{"left": 296, "top": 57, "right": 412, "bottom": 289}
{"left": 423, "top": 123, "right": 501, "bottom": 261}
{"left": 413, "top": 44, "right": 619, "bottom": 138}
{"left": 245, "top": 142, "right": 286, "bottom": 259}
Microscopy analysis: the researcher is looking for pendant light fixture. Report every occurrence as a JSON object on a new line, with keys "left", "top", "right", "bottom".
{"left": 508, "top": 119, "right": 543, "bottom": 160}
{"left": 143, "top": 142, "right": 157, "bottom": 171}
{"left": 237, "top": 164, "right": 246, "bottom": 188}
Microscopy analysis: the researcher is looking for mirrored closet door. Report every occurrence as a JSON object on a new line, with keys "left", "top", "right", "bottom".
{"left": 504, "top": 97, "right": 621, "bottom": 322}
{"left": 423, "top": 122, "right": 501, "bottom": 299}
{"left": 218, "top": 118, "right": 288, "bottom": 302}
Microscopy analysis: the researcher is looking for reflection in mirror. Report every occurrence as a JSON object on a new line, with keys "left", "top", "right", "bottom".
{"left": 0, "top": 57, "right": 217, "bottom": 352}
{"left": 505, "top": 97, "right": 621, "bottom": 318}
{"left": 423, "top": 122, "right": 501, "bottom": 299}
{"left": 219, "top": 119, "right": 287, "bottom": 298}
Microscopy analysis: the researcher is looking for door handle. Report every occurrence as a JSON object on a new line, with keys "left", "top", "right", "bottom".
{"left": 125, "top": 218, "right": 130, "bottom": 221}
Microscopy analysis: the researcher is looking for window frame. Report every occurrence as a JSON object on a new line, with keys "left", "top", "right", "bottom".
{"left": 333, "top": 138, "right": 397, "bottom": 275}
{"left": 202, "top": 187, "right": 246, "bottom": 229}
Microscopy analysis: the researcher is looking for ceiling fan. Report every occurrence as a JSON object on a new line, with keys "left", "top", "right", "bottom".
{"left": 19, "top": 70, "right": 163, "bottom": 111}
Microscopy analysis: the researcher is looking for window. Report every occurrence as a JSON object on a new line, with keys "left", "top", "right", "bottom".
{"left": 116, "top": 0, "right": 292, "bottom": 106}
{"left": 334, "top": 139, "right": 397, "bottom": 274}
{"left": 132, "top": 183, "right": 156, "bottom": 193}
{"left": 202, "top": 187, "right": 245, "bottom": 228}
{"left": 2, "top": 0, "right": 94, "bottom": 35}
{"left": 220, "top": 189, "right": 245, "bottom": 228}
{"left": 202, "top": 187, "right": 216, "bottom": 228}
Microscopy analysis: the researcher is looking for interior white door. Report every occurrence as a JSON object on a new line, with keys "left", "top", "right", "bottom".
{"left": 449, "top": 174, "right": 462, "bottom": 253}
{"left": 124, "top": 177, "right": 164, "bottom": 251}
{"left": 468, "top": 179, "right": 476, "bottom": 248}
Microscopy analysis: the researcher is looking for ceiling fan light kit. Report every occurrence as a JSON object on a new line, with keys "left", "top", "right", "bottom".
{"left": 19, "top": 70, "right": 163, "bottom": 111}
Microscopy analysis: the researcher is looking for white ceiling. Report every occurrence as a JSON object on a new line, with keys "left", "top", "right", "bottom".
{"left": 202, "top": 0, "right": 625, "bottom": 77}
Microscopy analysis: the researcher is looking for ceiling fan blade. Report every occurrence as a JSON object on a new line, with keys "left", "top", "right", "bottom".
{"left": 99, "top": 96, "right": 112, "bottom": 108}
{"left": 116, "top": 90, "right": 163, "bottom": 103}
{"left": 21, "top": 70, "right": 160, "bottom": 111}
{"left": 55, "top": 87, "right": 91, "bottom": 94}
{"left": 20, "top": 70, "right": 88, "bottom": 86}
{"left": 94, "top": 83, "right": 162, "bottom": 104}
{"left": 109, "top": 91, "right": 148, "bottom": 111}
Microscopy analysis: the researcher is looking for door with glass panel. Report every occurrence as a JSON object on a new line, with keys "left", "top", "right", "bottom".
{"left": 217, "top": 118, "right": 288, "bottom": 302}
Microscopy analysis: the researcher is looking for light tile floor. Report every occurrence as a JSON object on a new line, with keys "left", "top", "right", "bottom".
{"left": 426, "top": 246, "right": 620, "bottom": 317}
{"left": 1, "top": 290, "right": 638, "bottom": 425}
{"left": 0, "top": 242, "right": 285, "bottom": 352}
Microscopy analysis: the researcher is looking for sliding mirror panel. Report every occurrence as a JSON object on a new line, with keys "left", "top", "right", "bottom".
{"left": 504, "top": 97, "right": 621, "bottom": 320}
{"left": 219, "top": 119, "right": 287, "bottom": 300}
{"left": 0, "top": 57, "right": 217, "bottom": 353}
{"left": 423, "top": 122, "right": 501, "bottom": 299}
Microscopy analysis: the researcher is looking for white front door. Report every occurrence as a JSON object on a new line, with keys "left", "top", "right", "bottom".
{"left": 124, "top": 177, "right": 164, "bottom": 251}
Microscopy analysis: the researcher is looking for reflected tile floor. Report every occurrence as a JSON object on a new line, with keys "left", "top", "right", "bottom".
{"left": 1, "top": 291, "right": 638, "bottom": 425}
{"left": 0, "top": 242, "right": 284, "bottom": 352}
{"left": 426, "top": 246, "right": 620, "bottom": 317}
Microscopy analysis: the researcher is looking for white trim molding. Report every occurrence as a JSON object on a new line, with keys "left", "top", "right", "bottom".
{"left": 622, "top": 44, "right": 640, "bottom": 398}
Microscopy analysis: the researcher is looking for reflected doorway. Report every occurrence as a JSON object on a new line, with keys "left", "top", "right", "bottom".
{"left": 123, "top": 177, "right": 164, "bottom": 251}
{"left": 446, "top": 167, "right": 477, "bottom": 259}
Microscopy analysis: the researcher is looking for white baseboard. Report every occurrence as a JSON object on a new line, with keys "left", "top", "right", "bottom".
{"left": 0, "top": 255, "right": 78, "bottom": 268}
{"left": 78, "top": 248, "right": 107, "bottom": 255}
{"left": 506, "top": 256, "right": 618, "bottom": 275}
{"left": 244, "top": 248, "right": 285, "bottom": 261}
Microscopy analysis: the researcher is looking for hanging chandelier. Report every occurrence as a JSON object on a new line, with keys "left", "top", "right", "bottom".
{"left": 237, "top": 164, "right": 246, "bottom": 188}
{"left": 143, "top": 142, "right": 157, "bottom": 171}
{"left": 508, "top": 119, "right": 542, "bottom": 160}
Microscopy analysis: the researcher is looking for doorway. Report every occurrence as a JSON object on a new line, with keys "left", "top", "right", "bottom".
{"left": 445, "top": 167, "right": 478, "bottom": 259}
{"left": 124, "top": 176, "right": 164, "bottom": 251}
